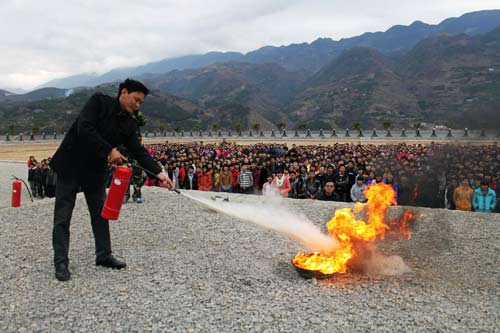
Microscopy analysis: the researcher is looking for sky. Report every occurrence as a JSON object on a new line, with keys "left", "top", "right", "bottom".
{"left": 0, "top": 0, "right": 498, "bottom": 91}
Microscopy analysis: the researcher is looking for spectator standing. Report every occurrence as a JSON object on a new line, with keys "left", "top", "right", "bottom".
{"left": 238, "top": 165, "right": 254, "bottom": 194}
{"left": 305, "top": 170, "right": 321, "bottom": 199}
{"left": 382, "top": 172, "right": 398, "bottom": 203}
{"left": 334, "top": 165, "right": 349, "bottom": 202}
{"left": 220, "top": 165, "right": 232, "bottom": 192}
{"left": 397, "top": 175, "right": 413, "bottom": 206}
{"left": 272, "top": 170, "right": 291, "bottom": 198}
{"left": 33, "top": 162, "right": 43, "bottom": 198}
{"left": 182, "top": 166, "right": 198, "bottom": 190}
{"left": 262, "top": 175, "right": 274, "bottom": 196}
{"left": 289, "top": 171, "right": 307, "bottom": 199}
{"left": 350, "top": 178, "right": 367, "bottom": 203}
{"left": 316, "top": 181, "right": 341, "bottom": 201}
{"left": 454, "top": 179, "right": 474, "bottom": 211}
{"left": 198, "top": 165, "right": 213, "bottom": 191}
{"left": 45, "top": 163, "right": 57, "bottom": 198}
{"left": 231, "top": 164, "right": 240, "bottom": 193}
{"left": 495, "top": 170, "right": 500, "bottom": 213}
{"left": 444, "top": 178, "right": 457, "bottom": 210}
{"left": 472, "top": 180, "right": 497, "bottom": 213}
{"left": 315, "top": 166, "right": 327, "bottom": 189}
{"left": 252, "top": 163, "right": 262, "bottom": 194}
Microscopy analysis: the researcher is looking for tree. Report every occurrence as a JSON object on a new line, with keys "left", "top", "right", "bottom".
{"left": 234, "top": 123, "right": 241, "bottom": 133}
{"left": 276, "top": 122, "right": 286, "bottom": 131}
{"left": 212, "top": 123, "right": 220, "bottom": 131}
{"left": 8, "top": 124, "right": 15, "bottom": 134}
{"left": 296, "top": 123, "right": 307, "bottom": 130}
{"left": 252, "top": 123, "right": 261, "bottom": 131}
{"left": 352, "top": 122, "right": 361, "bottom": 131}
{"left": 382, "top": 120, "right": 392, "bottom": 130}
{"left": 413, "top": 122, "right": 421, "bottom": 129}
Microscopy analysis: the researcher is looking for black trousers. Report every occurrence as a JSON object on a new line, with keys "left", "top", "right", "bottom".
{"left": 52, "top": 176, "right": 112, "bottom": 266}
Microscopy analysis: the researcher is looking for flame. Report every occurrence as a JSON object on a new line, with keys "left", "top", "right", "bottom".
{"left": 292, "top": 183, "right": 413, "bottom": 275}
{"left": 388, "top": 210, "right": 420, "bottom": 240}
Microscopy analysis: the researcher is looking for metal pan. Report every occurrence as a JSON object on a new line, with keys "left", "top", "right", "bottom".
{"left": 291, "top": 260, "right": 335, "bottom": 279}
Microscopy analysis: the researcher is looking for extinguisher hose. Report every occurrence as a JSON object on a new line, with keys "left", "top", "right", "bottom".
{"left": 11, "top": 175, "right": 34, "bottom": 203}
{"left": 126, "top": 162, "right": 181, "bottom": 195}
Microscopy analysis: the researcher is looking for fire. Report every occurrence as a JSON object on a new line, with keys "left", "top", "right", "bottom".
{"left": 292, "top": 183, "right": 413, "bottom": 275}
{"left": 388, "top": 210, "right": 418, "bottom": 240}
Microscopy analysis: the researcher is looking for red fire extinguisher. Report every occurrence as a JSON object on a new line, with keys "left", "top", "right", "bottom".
{"left": 12, "top": 180, "right": 22, "bottom": 207}
{"left": 101, "top": 166, "right": 132, "bottom": 220}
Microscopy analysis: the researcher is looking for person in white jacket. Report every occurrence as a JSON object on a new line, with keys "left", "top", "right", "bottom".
{"left": 351, "top": 177, "right": 367, "bottom": 203}
{"left": 262, "top": 175, "right": 275, "bottom": 196}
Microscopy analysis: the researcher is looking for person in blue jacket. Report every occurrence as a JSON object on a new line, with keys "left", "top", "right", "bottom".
{"left": 472, "top": 180, "right": 497, "bottom": 213}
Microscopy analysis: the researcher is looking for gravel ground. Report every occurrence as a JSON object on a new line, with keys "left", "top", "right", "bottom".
{"left": 0, "top": 173, "right": 498, "bottom": 332}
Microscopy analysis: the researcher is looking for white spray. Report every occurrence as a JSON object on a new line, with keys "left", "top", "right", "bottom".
{"left": 179, "top": 191, "right": 340, "bottom": 254}
{"left": 178, "top": 191, "right": 412, "bottom": 276}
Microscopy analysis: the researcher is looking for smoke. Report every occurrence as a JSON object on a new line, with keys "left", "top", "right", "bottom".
{"left": 180, "top": 191, "right": 340, "bottom": 254}
{"left": 349, "top": 242, "right": 412, "bottom": 276}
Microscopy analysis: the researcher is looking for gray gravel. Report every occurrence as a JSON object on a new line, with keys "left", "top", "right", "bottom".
{"left": 0, "top": 170, "right": 498, "bottom": 332}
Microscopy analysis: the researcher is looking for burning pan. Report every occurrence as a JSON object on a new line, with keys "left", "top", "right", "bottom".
{"left": 291, "top": 260, "right": 335, "bottom": 280}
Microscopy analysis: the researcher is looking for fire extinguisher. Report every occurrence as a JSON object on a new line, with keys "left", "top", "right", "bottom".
{"left": 10, "top": 175, "right": 33, "bottom": 208}
{"left": 12, "top": 180, "right": 21, "bottom": 207}
{"left": 101, "top": 166, "right": 132, "bottom": 220}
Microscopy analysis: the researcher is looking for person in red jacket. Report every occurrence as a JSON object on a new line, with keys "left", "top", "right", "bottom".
{"left": 177, "top": 164, "right": 186, "bottom": 186}
{"left": 231, "top": 164, "right": 240, "bottom": 193}
{"left": 198, "top": 165, "right": 213, "bottom": 191}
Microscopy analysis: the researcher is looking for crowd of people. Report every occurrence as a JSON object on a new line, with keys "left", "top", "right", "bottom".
{"left": 28, "top": 141, "right": 500, "bottom": 213}
{"left": 27, "top": 156, "right": 57, "bottom": 198}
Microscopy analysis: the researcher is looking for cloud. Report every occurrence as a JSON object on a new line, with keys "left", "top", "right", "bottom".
{"left": 0, "top": 0, "right": 498, "bottom": 90}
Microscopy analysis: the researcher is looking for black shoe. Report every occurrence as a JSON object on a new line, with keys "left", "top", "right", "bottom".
{"left": 55, "top": 263, "right": 71, "bottom": 281}
{"left": 96, "top": 255, "right": 127, "bottom": 269}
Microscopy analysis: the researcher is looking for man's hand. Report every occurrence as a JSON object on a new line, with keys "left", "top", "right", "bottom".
{"left": 108, "top": 148, "right": 127, "bottom": 165}
{"left": 157, "top": 172, "right": 174, "bottom": 190}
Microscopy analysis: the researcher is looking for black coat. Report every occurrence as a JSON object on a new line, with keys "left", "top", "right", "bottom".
{"left": 49, "top": 93, "right": 161, "bottom": 189}
{"left": 182, "top": 173, "right": 199, "bottom": 190}
{"left": 316, "top": 190, "right": 341, "bottom": 201}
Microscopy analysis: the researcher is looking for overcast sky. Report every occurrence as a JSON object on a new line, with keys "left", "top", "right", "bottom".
{"left": 1, "top": 0, "right": 498, "bottom": 91}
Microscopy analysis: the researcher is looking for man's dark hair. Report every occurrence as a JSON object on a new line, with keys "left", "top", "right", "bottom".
{"left": 118, "top": 78, "right": 149, "bottom": 96}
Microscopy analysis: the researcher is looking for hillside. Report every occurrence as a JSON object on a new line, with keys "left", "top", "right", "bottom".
{"left": 0, "top": 89, "right": 15, "bottom": 97}
{"left": 2, "top": 25, "right": 500, "bottom": 133}
{"left": 36, "top": 10, "right": 500, "bottom": 89}
{"left": 143, "top": 62, "right": 307, "bottom": 124}
{"left": 0, "top": 87, "right": 69, "bottom": 102}
{"left": 288, "top": 28, "right": 500, "bottom": 129}
{"left": 0, "top": 85, "right": 204, "bottom": 134}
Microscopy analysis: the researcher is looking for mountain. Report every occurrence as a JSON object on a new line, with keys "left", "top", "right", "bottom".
{"left": 0, "top": 84, "right": 205, "bottom": 134}
{"left": 3, "top": 15, "right": 500, "bottom": 133}
{"left": 289, "top": 27, "right": 500, "bottom": 129}
{"left": 289, "top": 47, "right": 420, "bottom": 129}
{"left": 37, "top": 10, "right": 500, "bottom": 89}
{"left": 0, "top": 87, "right": 69, "bottom": 102}
{"left": 0, "top": 89, "right": 15, "bottom": 97}
{"left": 141, "top": 62, "right": 308, "bottom": 125}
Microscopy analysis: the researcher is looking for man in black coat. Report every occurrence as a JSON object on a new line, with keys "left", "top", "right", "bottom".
{"left": 316, "top": 181, "right": 341, "bottom": 201}
{"left": 182, "top": 166, "right": 198, "bottom": 190}
{"left": 49, "top": 79, "right": 173, "bottom": 281}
